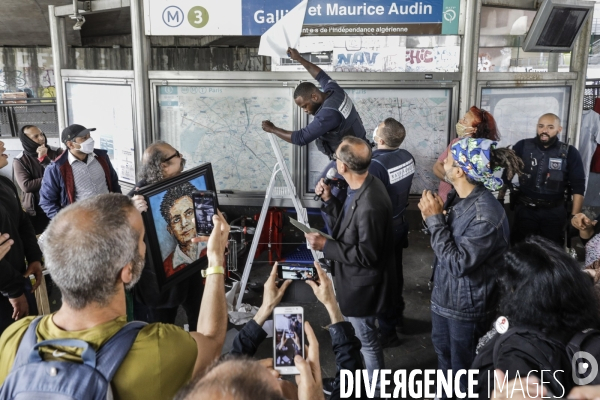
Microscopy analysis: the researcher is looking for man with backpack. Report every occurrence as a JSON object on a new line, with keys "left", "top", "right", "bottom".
{"left": 0, "top": 193, "right": 229, "bottom": 399}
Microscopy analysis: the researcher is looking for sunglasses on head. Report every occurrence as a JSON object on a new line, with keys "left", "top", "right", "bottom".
{"left": 162, "top": 150, "right": 181, "bottom": 163}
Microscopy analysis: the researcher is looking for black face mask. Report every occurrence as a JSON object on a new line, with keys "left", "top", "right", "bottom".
{"left": 534, "top": 133, "right": 558, "bottom": 148}
{"left": 18, "top": 129, "right": 47, "bottom": 157}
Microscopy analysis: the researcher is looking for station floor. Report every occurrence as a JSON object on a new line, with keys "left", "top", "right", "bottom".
{"left": 196, "top": 227, "right": 440, "bottom": 382}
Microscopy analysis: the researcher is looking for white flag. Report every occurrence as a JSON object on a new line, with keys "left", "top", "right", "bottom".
{"left": 258, "top": 0, "right": 308, "bottom": 64}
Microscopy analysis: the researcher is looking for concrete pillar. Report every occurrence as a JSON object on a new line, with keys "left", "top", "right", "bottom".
{"left": 569, "top": 15, "right": 593, "bottom": 147}
{"left": 459, "top": 0, "right": 482, "bottom": 117}
{"left": 548, "top": 53, "right": 560, "bottom": 72}
{"left": 48, "top": 5, "right": 67, "bottom": 132}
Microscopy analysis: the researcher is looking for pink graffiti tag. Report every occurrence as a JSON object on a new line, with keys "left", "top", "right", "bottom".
{"left": 405, "top": 49, "right": 434, "bottom": 65}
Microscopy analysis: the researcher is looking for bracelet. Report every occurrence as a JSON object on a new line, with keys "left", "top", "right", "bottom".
{"left": 201, "top": 266, "right": 225, "bottom": 277}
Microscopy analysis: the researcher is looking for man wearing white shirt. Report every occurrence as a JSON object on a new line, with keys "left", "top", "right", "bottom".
{"left": 39, "top": 124, "right": 121, "bottom": 218}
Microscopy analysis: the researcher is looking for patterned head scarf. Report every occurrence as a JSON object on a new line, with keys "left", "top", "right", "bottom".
{"left": 450, "top": 138, "right": 504, "bottom": 191}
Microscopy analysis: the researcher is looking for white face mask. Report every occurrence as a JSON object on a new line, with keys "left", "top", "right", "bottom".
{"left": 76, "top": 137, "right": 95, "bottom": 154}
{"left": 372, "top": 126, "right": 379, "bottom": 143}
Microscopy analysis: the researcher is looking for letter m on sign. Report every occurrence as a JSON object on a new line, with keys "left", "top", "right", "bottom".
{"left": 167, "top": 10, "right": 180, "bottom": 23}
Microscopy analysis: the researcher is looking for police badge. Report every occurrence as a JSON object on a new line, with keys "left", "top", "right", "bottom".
{"left": 549, "top": 157, "right": 562, "bottom": 170}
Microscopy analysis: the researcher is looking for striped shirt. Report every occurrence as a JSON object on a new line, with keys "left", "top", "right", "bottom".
{"left": 68, "top": 151, "right": 109, "bottom": 201}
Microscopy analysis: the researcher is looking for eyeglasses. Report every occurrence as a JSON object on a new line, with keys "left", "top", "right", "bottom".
{"left": 332, "top": 153, "right": 343, "bottom": 163}
{"left": 162, "top": 150, "right": 181, "bottom": 163}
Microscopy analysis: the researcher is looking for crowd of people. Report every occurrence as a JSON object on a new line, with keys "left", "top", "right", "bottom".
{"left": 0, "top": 46, "right": 598, "bottom": 400}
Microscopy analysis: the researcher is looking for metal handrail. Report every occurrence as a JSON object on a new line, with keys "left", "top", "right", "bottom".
{"left": 0, "top": 100, "right": 59, "bottom": 137}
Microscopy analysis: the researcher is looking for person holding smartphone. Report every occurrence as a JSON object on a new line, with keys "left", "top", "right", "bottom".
{"left": 177, "top": 261, "right": 364, "bottom": 400}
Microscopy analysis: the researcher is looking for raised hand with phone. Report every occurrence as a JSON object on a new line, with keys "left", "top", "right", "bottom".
{"left": 187, "top": 210, "right": 229, "bottom": 379}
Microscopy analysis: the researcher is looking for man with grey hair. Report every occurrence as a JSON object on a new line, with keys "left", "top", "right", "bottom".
{"left": 0, "top": 193, "right": 229, "bottom": 399}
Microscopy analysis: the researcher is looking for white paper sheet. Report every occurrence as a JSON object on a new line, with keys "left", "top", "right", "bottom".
{"left": 258, "top": 0, "right": 308, "bottom": 64}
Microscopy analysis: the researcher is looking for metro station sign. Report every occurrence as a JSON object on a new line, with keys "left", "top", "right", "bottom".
{"left": 144, "top": 0, "right": 460, "bottom": 36}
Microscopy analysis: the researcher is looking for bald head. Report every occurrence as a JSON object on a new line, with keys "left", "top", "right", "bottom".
{"left": 142, "top": 141, "right": 173, "bottom": 163}
{"left": 139, "top": 140, "right": 184, "bottom": 184}
{"left": 539, "top": 113, "right": 561, "bottom": 127}
{"left": 175, "top": 358, "right": 285, "bottom": 400}
{"left": 336, "top": 136, "right": 372, "bottom": 174}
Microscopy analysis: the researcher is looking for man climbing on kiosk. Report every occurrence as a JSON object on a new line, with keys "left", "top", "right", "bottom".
{"left": 261, "top": 47, "right": 367, "bottom": 200}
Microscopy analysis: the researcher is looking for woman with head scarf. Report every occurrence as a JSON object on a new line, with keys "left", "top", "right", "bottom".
{"left": 432, "top": 106, "right": 500, "bottom": 202}
{"left": 13, "top": 125, "right": 63, "bottom": 234}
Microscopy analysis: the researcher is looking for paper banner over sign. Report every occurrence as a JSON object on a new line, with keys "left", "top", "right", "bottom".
{"left": 258, "top": 0, "right": 308, "bottom": 64}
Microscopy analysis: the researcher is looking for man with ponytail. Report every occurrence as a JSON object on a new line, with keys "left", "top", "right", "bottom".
{"left": 418, "top": 137, "right": 523, "bottom": 397}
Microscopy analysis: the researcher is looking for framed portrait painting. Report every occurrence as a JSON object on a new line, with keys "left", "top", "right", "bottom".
{"left": 138, "top": 162, "right": 217, "bottom": 291}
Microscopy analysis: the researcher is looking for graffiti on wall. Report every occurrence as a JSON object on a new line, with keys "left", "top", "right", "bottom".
{"left": 0, "top": 48, "right": 56, "bottom": 98}
{"left": 405, "top": 47, "right": 459, "bottom": 72}
{"left": 333, "top": 49, "right": 405, "bottom": 72}
{"left": 332, "top": 47, "right": 459, "bottom": 72}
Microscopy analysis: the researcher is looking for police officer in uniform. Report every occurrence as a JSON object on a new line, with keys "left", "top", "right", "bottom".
{"left": 511, "top": 113, "right": 585, "bottom": 245}
{"left": 261, "top": 47, "right": 367, "bottom": 189}
{"left": 369, "top": 118, "right": 415, "bottom": 347}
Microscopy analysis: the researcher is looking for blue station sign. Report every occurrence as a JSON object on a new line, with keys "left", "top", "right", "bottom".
{"left": 242, "top": 0, "right": 460, "bottom": 36}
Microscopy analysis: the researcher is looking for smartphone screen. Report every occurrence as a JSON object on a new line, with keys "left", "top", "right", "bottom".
{"left": 192, "top": 191, "right": 218, "bottom": 236}
{"left": 278, "top": 264, "right": 316, "bottom": 281}
{"left": 273, "top": 307, "right": 304, "bottom": 375}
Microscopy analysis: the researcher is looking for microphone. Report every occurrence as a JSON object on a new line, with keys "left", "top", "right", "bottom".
{"left": 313, "top": 167, "right": 338, "bottom": 201}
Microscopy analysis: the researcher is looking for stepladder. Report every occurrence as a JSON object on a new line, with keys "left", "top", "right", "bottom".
{"left": 235, "top": 133, "right": 322, "bottom": 310}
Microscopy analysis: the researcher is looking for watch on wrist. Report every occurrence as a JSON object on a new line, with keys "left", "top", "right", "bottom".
{"left": 201, "top": 265, "right": 225, "bottom": 278}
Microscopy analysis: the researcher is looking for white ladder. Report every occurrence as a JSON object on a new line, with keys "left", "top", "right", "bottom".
{"left": 235, "top": 133, "right": 321, "bottom": 310}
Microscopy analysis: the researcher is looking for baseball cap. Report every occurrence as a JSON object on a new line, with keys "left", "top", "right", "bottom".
{"left": 61, "top": 124, "right": 96, "bottom": 144}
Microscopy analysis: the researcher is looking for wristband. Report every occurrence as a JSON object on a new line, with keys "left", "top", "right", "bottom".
{"left": 202, "top": 265, "right": 225, "bottom": 277}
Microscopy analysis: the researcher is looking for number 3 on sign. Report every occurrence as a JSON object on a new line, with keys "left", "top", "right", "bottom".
{"left": 188, "top": 6, "right": 209, "bottom": 28}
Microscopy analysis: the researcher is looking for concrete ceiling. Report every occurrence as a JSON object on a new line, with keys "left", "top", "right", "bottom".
{"left": 0, "top": 0, "right": 81, "bottom": 46}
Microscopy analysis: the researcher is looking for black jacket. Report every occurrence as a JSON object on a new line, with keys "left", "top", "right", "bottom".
{"left": 513, "top": 138, "right": 585, "bottom": 201}
{"left": 471, "top": 328, "right": 572, "bottom": 399}
{"left": 321, "top": 174, "right": 396, "bottom": 317}
{"left": 429, "top": 186, "right": 509, "bottom": 321}
{"left": 0, "top": 176, "right": 43, "bottom": 298}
